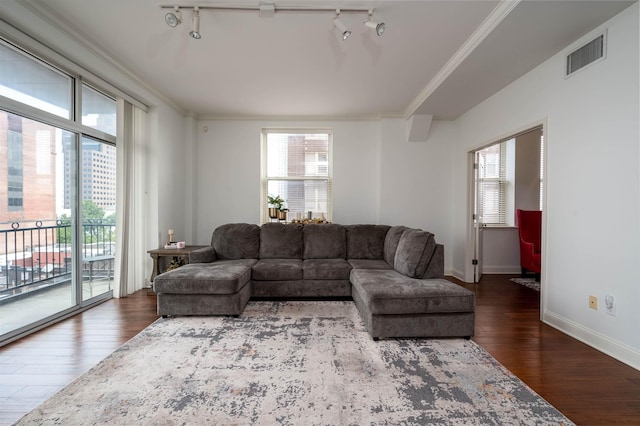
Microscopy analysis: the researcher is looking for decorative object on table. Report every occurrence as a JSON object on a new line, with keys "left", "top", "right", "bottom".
{"left": 16, "top": 301, "right": 572, "bottom": 425}
{"left": 290, "top": 211, "right": 329, "bottom": 224}
{"left": 267, "top": 194, "right": 285, "bottom": 220}
{"left": 168, "top": 228, "right": 175, "bottom": 244}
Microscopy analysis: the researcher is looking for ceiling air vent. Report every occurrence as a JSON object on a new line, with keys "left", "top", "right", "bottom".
{"left": 566, "top": 33, "right": 605, "bottom": 76}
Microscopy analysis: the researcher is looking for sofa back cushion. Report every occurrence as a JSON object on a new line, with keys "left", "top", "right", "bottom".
{"left": 394, "top": 229, "right": 436, "bottom": 278}
{"left": 211, "top": 223, "right": 261, "bottom": 260}
{"left": 260, "top": 223, "right": 304, "bottom": 259}
{"left": 303, "top": 224, "right": 346, "bottom": 259}
{"left": 383, "top": 225, "right": 408, "bottom": 265}
{"left": 346, "top": 225, "right": 391, "bottom": 259}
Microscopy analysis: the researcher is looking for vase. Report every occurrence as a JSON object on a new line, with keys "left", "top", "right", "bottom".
{"left": 278, "top": 210, "right": 287, "bottom": 221}
{"left": 268, "top": 208, "right": 279, "bottom": 219}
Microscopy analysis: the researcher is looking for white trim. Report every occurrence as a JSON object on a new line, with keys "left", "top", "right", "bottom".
{"left": 404, "top": 0, "right": 521, "bottom": 118}
{"left": 543, "top": 311, "right": 640, "bottom": 371}
{"left": 480, "top": 265, "right": 521, "bottom": 274}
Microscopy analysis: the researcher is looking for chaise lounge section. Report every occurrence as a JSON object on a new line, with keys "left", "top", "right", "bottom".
{"left": 153, "top": 222, "right": 475, "bottom": 339}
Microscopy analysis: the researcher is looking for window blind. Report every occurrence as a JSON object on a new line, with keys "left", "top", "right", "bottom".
{"left": 476, "top": 142, "right": 507, "bottom": 225}
{"left": 261, "top": 131, "right": 332, "bottom": 223}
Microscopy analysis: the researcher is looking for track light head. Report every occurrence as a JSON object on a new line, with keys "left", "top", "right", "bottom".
{"left": 365, "top": 11, "right": 385, "bottom": 36}
{"left": 189, "top": 7, "right": 201, "bottom": 39}
{"left": 165, "top": 6, "right": 183, "bottom": 28}
{"left": 333, "top": 10, "right": 351, "bottom": 41}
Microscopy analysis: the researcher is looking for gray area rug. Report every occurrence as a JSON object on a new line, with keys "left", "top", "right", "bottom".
{"left": 510, "top": 277, "right": 541, "bottom": 292}
{"left": 18, "top": 301, "right": 571, "bottom": 425}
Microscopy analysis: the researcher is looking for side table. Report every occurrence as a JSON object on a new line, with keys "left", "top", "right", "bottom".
{"left": 147, "top": 245, "right": 207, "bottom": 283}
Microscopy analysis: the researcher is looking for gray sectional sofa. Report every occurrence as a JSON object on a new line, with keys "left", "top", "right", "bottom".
{"left": 153, "top": 222, "right": 475, "bottom": 340}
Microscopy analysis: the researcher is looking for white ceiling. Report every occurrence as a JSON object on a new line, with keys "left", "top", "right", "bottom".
{"left": 10, "top": 0, "right": 637, "bottom": 119}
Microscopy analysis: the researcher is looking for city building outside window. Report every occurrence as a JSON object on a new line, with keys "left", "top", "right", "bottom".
{"left": 261, "top": 130, "right": 333, "bottom": 223}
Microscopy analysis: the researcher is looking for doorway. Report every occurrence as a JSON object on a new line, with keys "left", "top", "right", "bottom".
{"left": 470, "top": 125, "right": 543, "bottom": 283}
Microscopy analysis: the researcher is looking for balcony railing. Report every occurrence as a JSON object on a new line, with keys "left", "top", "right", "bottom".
{"left": 0, "top": 220, "right": 116, "bottom": 301}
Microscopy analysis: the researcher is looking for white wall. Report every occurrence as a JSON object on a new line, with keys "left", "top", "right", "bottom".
{"left": 515, "top": 129, "right": 542, "bottom": 213}
{"left": 481, "top": 228, "right": 520, "bottom": 274}
{"left": 379, "top": 119, "right": 455, "bottom": 273}
{"left": 454, "top": 3, "right": 640, "bottom": 368}
{"left": 193, "top": 118, "right": 457, "bottom": 274}
{"left": 193, "top": 119, "right": 381, "bottom": 244}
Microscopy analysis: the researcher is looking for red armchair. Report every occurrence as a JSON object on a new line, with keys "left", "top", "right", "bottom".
{"left": 516, "top": 209, "right": 541, "bottom": 279}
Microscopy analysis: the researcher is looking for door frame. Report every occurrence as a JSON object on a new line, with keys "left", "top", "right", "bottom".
{"left": 465, "top": 119, "right": 547, "bottom": 292}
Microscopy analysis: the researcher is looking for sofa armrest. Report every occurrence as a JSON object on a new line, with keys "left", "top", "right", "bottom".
{"left": 423, "top": 244, "right": 444, "bottom": 279}
{"left": 189, "top": 246, "right": 216, "bottom": 263}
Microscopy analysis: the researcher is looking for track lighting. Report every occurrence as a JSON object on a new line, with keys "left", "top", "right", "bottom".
{"left": 165, "top": 6, "right": 183, "bottom": 28}
{"left": 161, "top": 4, "right": 387, "bottom": 42}
{"left": 189, "top": 7, "right": 201, "bottom": 39}
{"left": 365, "top": 10, "right": 385, "bottom": 36}
{"left": 333, "top": 10, "right": 351, "bottom": 41}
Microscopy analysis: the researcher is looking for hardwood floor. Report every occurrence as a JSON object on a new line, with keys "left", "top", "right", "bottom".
{"left": 1, "top": 275, "right": 639, "bottom": 425}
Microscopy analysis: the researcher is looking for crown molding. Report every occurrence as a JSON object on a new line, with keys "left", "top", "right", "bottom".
{"left": 403, "top": 0, "right": 521, "bottom": 119}
{"left": 196, "top": 114, "right": 386, "bottom": 122}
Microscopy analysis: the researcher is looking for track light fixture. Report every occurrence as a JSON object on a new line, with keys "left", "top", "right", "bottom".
{"left": 161, "top": 4, "right": 386, "bottom": 41}
{"left": 333, "top": 10, "right": 351, "bottom": 41}
{"left": 165, "top": 6, "right": 183, "bottom": 28}
{"left": 365, "top": 10, "right": 385, "bottom": 36}
{"left": 189, "top": 7, "right": 201, "bottom": 39}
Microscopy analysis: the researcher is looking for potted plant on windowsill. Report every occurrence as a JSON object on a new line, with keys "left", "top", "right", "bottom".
{"left": 267, "top": 195, "right": 285, "bottom": 219}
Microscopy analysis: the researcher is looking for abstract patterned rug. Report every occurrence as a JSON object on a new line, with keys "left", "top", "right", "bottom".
{"left": 18, "top": 301, "right": 571, "bottom": 425}
{"left": 510, "top": 277, "right": 541, "bottom": 292}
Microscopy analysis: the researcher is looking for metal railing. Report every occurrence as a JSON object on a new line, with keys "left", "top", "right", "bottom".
{"left": 0, "top": 220, "right": 116, "bottom": 300}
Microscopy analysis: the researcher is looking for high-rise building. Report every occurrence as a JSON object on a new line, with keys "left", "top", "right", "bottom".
{"left": 63, "top": 138, "right": 116, "bottom": 210}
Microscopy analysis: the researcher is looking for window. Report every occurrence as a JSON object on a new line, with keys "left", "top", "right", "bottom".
{"left": 261, "top": 130, "right": 332, "bottom": 223}
{"left": 475, "top": 129, "right": 544, "bottom": 227}
{"left": 81, "top": 84, "right": 116, "bottom": 136}
{"left": 0, "top": 32, "right": 124, "bottom": 343}
{"left": 476, "top": 141, "right": 508, "bottom": 225}
{"left": 0, "top": 41, "right": 72, "bottom": 119}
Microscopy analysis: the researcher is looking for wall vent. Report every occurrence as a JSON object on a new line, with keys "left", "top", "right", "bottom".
{"left": 566, "top": 33, "right": 605, "bottom": 76}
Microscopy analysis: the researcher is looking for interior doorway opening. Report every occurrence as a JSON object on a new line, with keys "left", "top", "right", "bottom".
{"left": 470, "top": 125, "right": 544, "bottom": 283}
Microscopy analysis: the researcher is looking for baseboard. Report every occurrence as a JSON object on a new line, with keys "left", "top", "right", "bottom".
{"left": 543, "top": 310, "right": 640, "bottom": 372}
{"left": 450, "top": 268, "right": 465, "bottom": 282}
{"left": 480, "top": 265, "right": 521, "bottom": 274}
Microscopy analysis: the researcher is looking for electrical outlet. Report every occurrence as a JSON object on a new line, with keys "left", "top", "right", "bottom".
{"left": 605, "top": 295, "right": 616, "bottom": 316}
{"left": 589, "top": 295, "right": 598, "bottom": 310}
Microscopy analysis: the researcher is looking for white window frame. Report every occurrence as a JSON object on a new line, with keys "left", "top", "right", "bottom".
{"left": 260, "top": 129, "right": 333, "bottom": 224}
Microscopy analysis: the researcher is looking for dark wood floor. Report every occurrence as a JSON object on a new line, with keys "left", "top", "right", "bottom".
{"left": 1, "top": 275, "right": 639, "bottom": 425}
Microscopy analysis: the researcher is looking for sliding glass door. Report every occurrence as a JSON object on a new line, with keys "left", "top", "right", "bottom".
{"left": 0, "top": 113, "right": 77, "bottom": 336}
{"left": 0, "top": 37, "right": 117, "bottom": 344}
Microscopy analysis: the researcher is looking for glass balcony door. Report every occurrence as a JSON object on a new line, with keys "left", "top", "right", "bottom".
{"left": 0, "top": 112, "right": 77, "bottom": 338}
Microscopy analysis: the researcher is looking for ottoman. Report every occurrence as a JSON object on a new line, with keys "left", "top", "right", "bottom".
{"left": 350, "top": 270, "right": 475, "bottom": 340}
{"left": 153, "top": 259, "right": 256, "bottom": 316}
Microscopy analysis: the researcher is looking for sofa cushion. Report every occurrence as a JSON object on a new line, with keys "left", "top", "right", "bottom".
{"left": 350, "top": 269, "right": 475, "bottom": 315}
{"left": 303, "top": 259, "right": 352, "bottom": 280}
{"left": 383, "top": 226, "right": 408, "bottom": 266}
{"left": 394, "top": 229, "right": 436, "bottom": 278}
{"left": 252, "top": 259, "right": 303, "bottom": 281}
{"left": 347, "top": 259, "right": 393, "bottom": 270}
{"left": 346, "top": 225, "right": 391, "bottom": 259}
{"left": 303, "top": 224, "right": 347, "bottom": 259}
{"left": 260, "top": 223, "right": 303, "bottom": 259}
{"left": 153, "top": 259, "right": 257, "bottom": 295}
{"left": 211, "top": 223, "right": 260, "bottom": 260}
